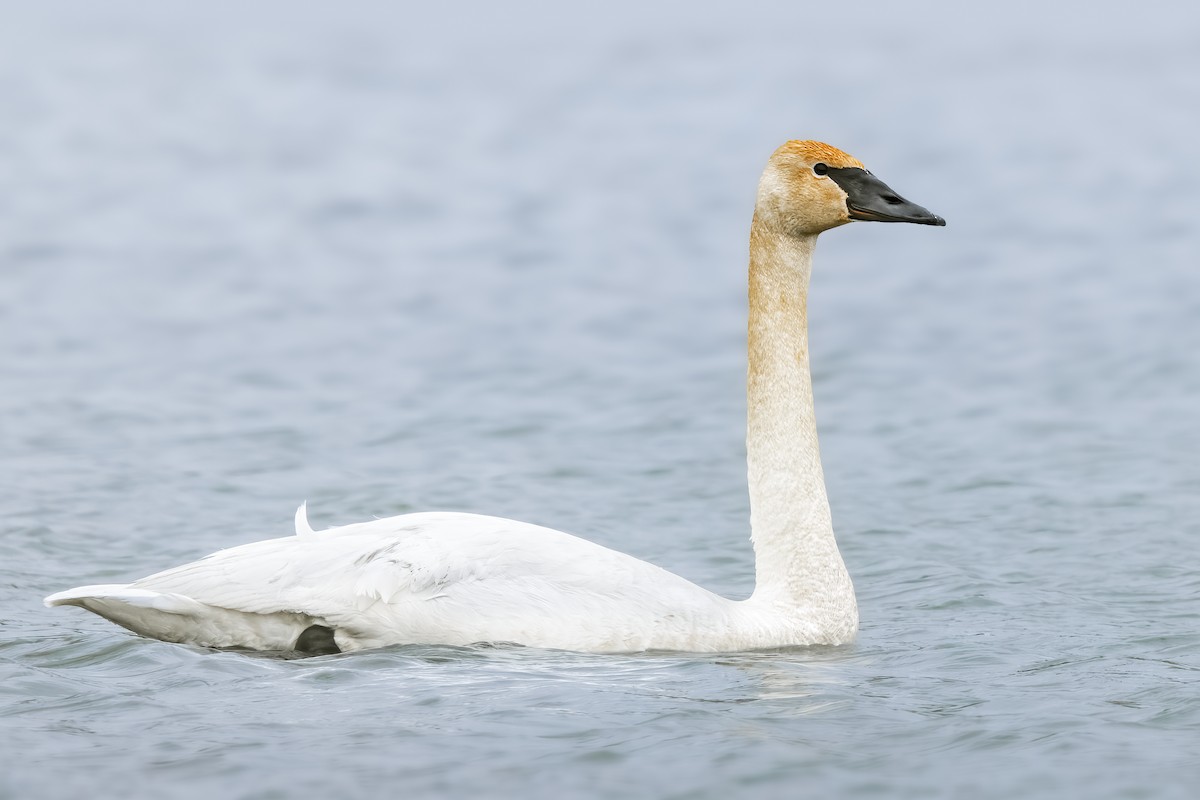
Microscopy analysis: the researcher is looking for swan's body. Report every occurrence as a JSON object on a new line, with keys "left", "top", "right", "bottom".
{"left": 46, "top": 141, "right": 944, "bottom": 655}
{"left": 48, "top": 508, "right": 815, "bottom": 653}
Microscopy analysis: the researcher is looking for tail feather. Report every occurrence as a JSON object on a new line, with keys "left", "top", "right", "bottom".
{"left": 45, "top": 584, "right": 208, "bottom": 614}
{"left": 44, "top": 584, "right": 316, "bottom": 651}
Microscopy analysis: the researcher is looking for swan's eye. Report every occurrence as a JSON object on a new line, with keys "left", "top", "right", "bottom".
{"left": 813, "top": 163, "right": 828, "bottom": 176}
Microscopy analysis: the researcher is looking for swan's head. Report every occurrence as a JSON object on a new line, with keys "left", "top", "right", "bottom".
{"left": 756, "top": 140, "right": 945, "bottom": 236}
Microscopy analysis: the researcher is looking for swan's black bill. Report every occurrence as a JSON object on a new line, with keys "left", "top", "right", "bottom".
{"left": 826, "top": 166, "right": 946, "bottom": 226}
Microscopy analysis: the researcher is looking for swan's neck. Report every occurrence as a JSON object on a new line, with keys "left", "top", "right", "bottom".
{"left": 746, "top": 217, "right": 855, "bottom": 619}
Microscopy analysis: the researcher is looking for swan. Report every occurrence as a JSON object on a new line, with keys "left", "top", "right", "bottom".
{"left": 45, "top": 141, "right": 944, "bottom": 655}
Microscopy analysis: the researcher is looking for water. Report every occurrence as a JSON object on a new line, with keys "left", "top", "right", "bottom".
{"left": 3, "top": 1, "right": 1199, "bottom": 798}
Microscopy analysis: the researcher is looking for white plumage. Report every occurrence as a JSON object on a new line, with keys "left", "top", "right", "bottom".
{"left": 46, "top": 508, "right": 747, "bottom": 653}
{"left": 45, "top": 140, "right": 944, "bottom": 654}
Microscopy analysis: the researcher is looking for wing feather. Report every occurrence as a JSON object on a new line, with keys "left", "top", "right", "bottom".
{"left": 114, "top": 510, "right": 733, "bottom": 650}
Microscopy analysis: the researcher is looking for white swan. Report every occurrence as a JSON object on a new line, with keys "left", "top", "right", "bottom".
{"left": 45, "top": 141, "right": 944, "bottom": 655}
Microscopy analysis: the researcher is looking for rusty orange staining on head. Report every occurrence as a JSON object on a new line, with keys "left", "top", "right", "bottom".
{"left": 774, "top": 140, "right": 865, "bottom": 169}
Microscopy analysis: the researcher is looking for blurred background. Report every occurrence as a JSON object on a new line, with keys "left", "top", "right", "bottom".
{"left": 2, "top": 1, "right": 1198, "bottom": 799}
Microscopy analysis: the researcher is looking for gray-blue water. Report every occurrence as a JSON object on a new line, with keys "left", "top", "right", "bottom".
{"left": 3, "top": 2, "right": 1199, "bottom": 798}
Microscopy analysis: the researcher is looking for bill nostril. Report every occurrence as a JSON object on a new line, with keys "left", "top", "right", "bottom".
{"left": 882, "top": 195, "right": 903, "bottom": 205}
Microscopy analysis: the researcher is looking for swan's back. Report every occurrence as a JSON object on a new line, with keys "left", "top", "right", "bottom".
{"left": 48, "top": 511, "right": 739, "bottom": 653}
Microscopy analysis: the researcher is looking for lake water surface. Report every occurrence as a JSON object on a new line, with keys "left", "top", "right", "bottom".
{"left": 3, "top": 2, "right": 1199, "bottom": 798}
